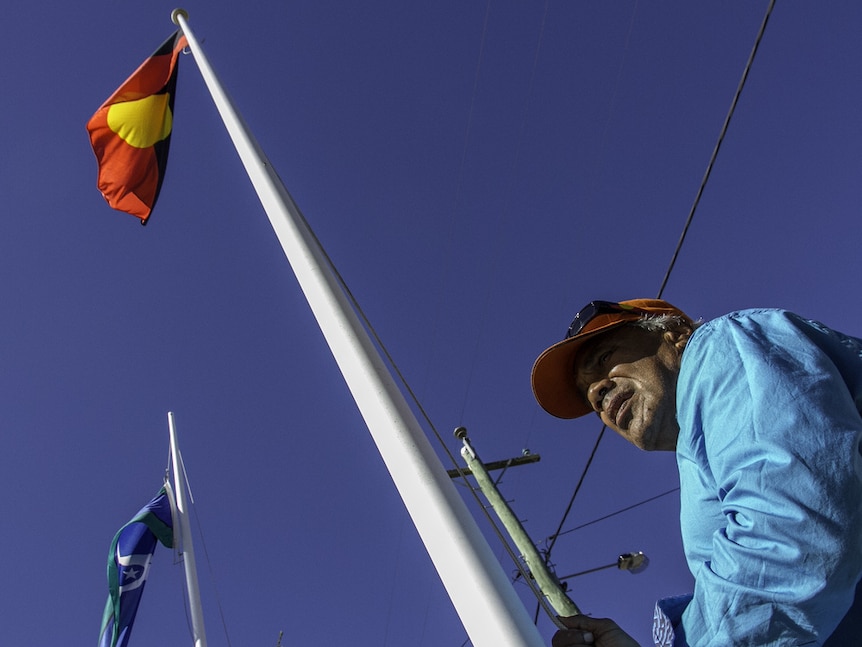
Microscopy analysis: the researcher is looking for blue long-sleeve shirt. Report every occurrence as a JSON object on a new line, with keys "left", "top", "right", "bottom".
{"left": 656, "top": 309, "right": 862, "bottom": 646}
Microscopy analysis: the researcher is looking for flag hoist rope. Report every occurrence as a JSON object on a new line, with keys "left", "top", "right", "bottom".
{"left": 170, "top": 9, "right": 545, "bottom": 646}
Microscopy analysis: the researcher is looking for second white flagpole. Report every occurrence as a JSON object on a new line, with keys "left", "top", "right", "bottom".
{"left": 171, "top": 9, "right": 545, "bottom": 646}
{"left": 168, "top": 411, "right": 208, "bottom": 647}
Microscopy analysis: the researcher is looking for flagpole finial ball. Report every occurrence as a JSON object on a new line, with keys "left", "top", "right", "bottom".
{"left": 171, "top": 8, "right": 189, "bottom": 26}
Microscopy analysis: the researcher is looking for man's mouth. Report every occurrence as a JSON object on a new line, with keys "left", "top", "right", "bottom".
{"left": 605, "top": 391, "right": 632, "bottom": 427}
{"left": 615, "top": 397, "right": 632, "bottom": 427}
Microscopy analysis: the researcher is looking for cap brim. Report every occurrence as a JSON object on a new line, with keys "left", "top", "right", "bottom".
{"left": 531, "top": 319, "right": 635, "bottom": 419}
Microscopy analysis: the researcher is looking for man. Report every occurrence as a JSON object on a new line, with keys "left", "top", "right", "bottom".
{"left": 531, "top": 299, "right": 862, "bottom": 646}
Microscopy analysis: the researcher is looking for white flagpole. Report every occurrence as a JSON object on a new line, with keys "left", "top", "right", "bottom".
{"left": 168, "top": 411, "right": 208, "bottom": 647}
{"left": 171, "top": 10, "right": 545, "bottom": 646}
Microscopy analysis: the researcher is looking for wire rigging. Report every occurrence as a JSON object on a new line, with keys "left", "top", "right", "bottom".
{"left": 545, "top": 0, "right": 777, "bottom": 562}
{"left": 417, "top": 0, "right": 492, "bottom": 403}
{"left": 580, "top": 1, "right": 642, "bottom": 219}
{"left": 277, "top": 1, "right": 776, "bottom": 639}
{"left": 552, "top": 486, "right": 680, "bottom": 540}
{"left": 165, "top": 458, "right": 234, "bottom": 647}
{"left": 182, "top": 469, "right": 234, "bottom": 647}
{"left": 311, "top": 7, "right": 781, "bottom": 641}
{"left": 305, "top": 2, "right": 575, "bottom": 631}
{"left": 544, "top": 426, "right": 606, "bottom": 560}
{"left": 306, "top": 174, "right": 558, "bottom": 621}
{"left": 323, "top": 1, "right": 777, "bottom": 630}
{"left": 657, "top": 0, "right": 776, "bottom": 299}
{"left": 537, "top": 0, "right": 640, "bottom": 571}
{"left": 190, "top": 498, "right": 235, "bottom": 647}
{"left": 458, "top": 0, "right": 551, "bottom": 423}
{"left": 274, "top": 1, "right": 567, "bottom": 633}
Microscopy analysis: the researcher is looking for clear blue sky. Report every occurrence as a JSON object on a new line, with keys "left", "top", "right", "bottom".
{"left": 1, "top": 2, "right": 860, "bottom": 645}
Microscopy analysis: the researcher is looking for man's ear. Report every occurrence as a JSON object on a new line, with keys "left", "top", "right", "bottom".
{"left": 662, "top": 325, "right": 693, "bottom": 354}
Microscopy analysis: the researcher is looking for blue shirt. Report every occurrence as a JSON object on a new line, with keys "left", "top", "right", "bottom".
{"left": 657, "top": 309, "right": 862, "bottom": 646}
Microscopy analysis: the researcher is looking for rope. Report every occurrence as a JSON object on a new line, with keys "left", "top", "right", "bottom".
{"left": 167, "top": 466, "right": 234, "bottom": 647}
{"left": 191, "top": 479, "right": 235, "bottom": 647}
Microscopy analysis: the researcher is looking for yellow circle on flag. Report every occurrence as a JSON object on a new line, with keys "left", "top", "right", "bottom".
{"left": 106, "top": 94, "right": 173, "bottom": 149}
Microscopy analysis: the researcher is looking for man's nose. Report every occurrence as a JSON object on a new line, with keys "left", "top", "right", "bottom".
{"left": 586, "top": 378, "right": 614, "bottom": 412}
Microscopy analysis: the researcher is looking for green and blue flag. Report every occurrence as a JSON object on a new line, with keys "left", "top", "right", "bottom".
{"left": 98, "top": 486, "right": 174, "bottom": 647}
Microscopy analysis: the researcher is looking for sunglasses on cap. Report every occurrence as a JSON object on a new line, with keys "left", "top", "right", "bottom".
{"left": 565, "top": 300, "right": 649, "bottom": 339}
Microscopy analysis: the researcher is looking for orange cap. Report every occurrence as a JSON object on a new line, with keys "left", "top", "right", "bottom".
{"left": 531, "top": 299, "right": 691, "bottom": 419}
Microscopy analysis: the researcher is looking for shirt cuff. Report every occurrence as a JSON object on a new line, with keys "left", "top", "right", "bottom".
{"left": 653, "top": 594, "right": 692, "bottom": 647}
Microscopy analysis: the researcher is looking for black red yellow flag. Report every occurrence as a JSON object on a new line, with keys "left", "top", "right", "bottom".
{"left": 87, "top": 31, "right": 188, "bottom": 224}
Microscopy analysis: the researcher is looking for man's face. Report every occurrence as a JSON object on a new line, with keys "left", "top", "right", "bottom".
{"left": 573, "top": 325, "right": 687, "bottom": 451}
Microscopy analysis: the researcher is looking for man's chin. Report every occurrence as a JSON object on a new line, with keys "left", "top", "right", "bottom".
{"left": 641, "top": 429, "right": 677, "bottom": 452}
{"left": 629, "top": 423, "right": 659, "bottom": 451}
{"left": 604, "top": 419, "right": 650, "bottom": 449}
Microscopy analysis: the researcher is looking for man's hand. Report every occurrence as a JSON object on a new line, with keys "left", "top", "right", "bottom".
{"left": 551, "top": 615, "right": 641, "bottom": 647}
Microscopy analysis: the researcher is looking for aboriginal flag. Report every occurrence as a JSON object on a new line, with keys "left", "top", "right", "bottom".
{"left": 87, "top": 31, "right": 187, "bottom": 224}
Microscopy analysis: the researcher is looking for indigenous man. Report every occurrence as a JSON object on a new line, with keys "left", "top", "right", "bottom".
{"left": 531, "top": 300, "right": 862, "bottom": 646}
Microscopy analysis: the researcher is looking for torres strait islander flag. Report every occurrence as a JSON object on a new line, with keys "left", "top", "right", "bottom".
{"left": 98, "top": 486, "right": 175, "bottom": 647}
{"left": 87, "top": 31, "right": 187, "bottom": 224}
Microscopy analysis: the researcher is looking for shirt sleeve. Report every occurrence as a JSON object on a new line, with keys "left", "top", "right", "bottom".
{"left": 673, "top": 311, "right": 862, "bottom": 646}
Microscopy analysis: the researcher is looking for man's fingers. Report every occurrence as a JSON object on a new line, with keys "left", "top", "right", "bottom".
{"left": 551, "top": 628, "right": 594, "bottom": 647}
{"left": 554, "top": 614, "right": 596, "bottom": 645}
{"left": 554, "top": 615, "right": 642, "bottom": 647}
{"left": 557, "top": 615, "right": 582, "bottom": 629}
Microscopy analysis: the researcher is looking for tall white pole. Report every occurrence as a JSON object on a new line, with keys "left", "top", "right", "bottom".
{"left": 168, "top": 411, "right": 208, "bottom": 647}
{"left": 171, "top": 10, "right": 545, "bottom": 646}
